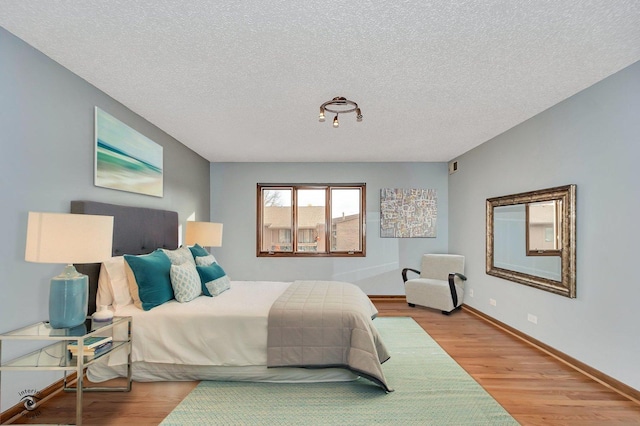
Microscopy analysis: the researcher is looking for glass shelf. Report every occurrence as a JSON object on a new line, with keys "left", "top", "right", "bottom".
{"left": 1, "top": 316, "right": 129, "bottom": 340}
{"left": 1, "top": 340, "right": 130, "bottom": 370}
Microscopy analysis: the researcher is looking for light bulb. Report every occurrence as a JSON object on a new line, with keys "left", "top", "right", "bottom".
{"left": 319, "top": 107, "right": 325, "bottom": 122}
{"left": 333, "top": 115, "right": 339, "bottom": 128}
{"left": 356, "top": 108, "right": 362, "bottom": 122}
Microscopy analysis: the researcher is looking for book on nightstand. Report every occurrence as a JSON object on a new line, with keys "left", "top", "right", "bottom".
{"left": 69, "top": 341, "right": 113, "bottom": 358}
{"left": 68, "top": 336, "right": 113, "bottom": 357}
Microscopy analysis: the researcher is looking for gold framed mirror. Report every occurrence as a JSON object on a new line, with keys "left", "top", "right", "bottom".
{"left": 486, "top": 185, "right": 576, "bottom": 298}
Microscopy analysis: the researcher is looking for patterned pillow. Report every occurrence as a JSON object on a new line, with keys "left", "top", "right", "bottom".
{"left": 195, "top": 255, "right": 216, "bottom": 266}
{"left": 196, "top": 263, "right": 231, "bottom": 297}
{"left": 169, "top": 262, "right": 202, "bottom": 302}
{"left": 162, "top": 246, "right": 196, "bottom": 266}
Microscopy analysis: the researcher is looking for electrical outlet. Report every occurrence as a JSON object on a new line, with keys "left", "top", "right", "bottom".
{"left": 528, "top": 313, "right": 538, "bottom": 324}
{"left": 489, "top": 298, "right": 497, "bottom": 306}
{"left": 469, "top": 289, "right": 474, "bottom": 298}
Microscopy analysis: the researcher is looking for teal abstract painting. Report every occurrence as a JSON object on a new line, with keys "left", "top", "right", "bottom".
{"left": 95, "top": 107, "right": 163, "bottom": 197}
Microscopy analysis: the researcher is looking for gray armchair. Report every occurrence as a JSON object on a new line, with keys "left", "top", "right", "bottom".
{"left": 402, "top": 254, "right": 467, "bottom": 315}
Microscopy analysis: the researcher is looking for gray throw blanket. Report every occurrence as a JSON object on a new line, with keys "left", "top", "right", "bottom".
{"left": 267, "top": 280, "right": 392, "bottom": 392}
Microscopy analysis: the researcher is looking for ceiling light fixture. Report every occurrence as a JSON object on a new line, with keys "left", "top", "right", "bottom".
{"left": 319, "top": 97, "right": 362, "bottom": 128}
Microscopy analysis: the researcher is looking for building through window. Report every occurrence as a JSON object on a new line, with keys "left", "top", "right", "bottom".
{"left": 257, "top": 183, "right": 366, "bottom": 257}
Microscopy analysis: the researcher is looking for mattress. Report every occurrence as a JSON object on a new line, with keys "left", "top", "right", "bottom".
{"left": 87, "top": 281, "right": 359, "bottom": 383}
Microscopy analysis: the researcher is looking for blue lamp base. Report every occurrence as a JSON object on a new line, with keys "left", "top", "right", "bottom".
{"left": 49, "top": 265, "right": 88, "bottom": 329}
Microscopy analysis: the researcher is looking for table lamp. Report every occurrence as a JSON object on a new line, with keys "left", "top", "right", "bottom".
{"left": 185, "top": 221, "right": 223, "bottom": 248}
{"left": 25, "top": 212, "right": 114, "bottom": 329}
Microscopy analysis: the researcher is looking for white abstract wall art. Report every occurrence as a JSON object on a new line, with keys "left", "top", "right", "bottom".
{"left": 380, "top": 188, "right": 437, "bottom": 238}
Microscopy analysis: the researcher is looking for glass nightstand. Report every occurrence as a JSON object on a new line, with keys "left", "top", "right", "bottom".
{"left": 0, "top": 316, "right": 132, "bottom": 425}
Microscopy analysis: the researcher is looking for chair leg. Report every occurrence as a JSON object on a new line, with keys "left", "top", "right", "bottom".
{"left": 408, "top": 303, "right": 415, "bottom": 308}
{"left": 442, "top": 306, "right": 461, "bottom": 315}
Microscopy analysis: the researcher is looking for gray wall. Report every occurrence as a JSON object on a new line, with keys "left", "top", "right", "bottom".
{"left": 449, "top": 61, "right": 640, "bottom": 391}
{"left": 0, "top": 28, "right": 210, "bottom": 410}
{"left": 210, "top": 162, "right": 449, "bottom": 295}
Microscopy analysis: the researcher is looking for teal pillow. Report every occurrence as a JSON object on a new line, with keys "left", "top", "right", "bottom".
{"left": 189, "top": 243, "right": 209, "bottom": 258}
{"left": 124, "top": 250, "right": 173, "bottom": 311}
{"left": 196, "top": 263, "right": 231, "bottom": 297}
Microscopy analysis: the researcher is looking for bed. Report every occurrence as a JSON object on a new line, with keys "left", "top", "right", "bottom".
{"left": 70, "top": 201, "right": 392, "bottom": 392}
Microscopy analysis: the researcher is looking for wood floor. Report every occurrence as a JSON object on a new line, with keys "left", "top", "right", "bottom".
{"left": 4, "top": 302, "right": 640, "bottom": 425}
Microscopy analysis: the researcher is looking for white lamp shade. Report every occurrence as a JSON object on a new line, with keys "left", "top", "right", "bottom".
{"left": 25, "top": 212, "right": 114, "bottom": 264}
{"left": 185, "top": 221, "right": 223, "bottom": 247}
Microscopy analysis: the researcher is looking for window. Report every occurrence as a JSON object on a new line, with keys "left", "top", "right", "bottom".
{"left": 257, "top": 183, "right": 366, "bottom": 257}
{"left": 526, "top": 200, "right": 562, "bottom": 256}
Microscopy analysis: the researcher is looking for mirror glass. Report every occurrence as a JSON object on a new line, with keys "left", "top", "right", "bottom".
{"left": 487, "top": 185, "right": 576, "bottom": 298}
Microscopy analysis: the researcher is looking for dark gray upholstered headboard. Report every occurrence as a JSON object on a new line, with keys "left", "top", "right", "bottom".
{"left": 70, "top": 201, "right": 179, "bottom": 314}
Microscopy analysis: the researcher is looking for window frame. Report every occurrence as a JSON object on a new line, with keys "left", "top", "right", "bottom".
{"left": 257, "top": 183, "right": 366, "bottom": 257}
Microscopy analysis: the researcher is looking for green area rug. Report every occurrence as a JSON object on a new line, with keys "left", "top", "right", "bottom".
{"left": 161, "top": 317, "right": 517, "bottom": 425}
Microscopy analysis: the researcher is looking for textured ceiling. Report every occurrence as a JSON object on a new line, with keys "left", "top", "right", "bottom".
{"left": 1, "top": 1, "right": 639, "bottom": 162}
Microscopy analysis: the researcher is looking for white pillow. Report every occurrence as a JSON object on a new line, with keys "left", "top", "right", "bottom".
{"left": 96, "top": 263, "right": 114, "bottom": 308}
{"left": 162, "top": 246, "right": 196, "bottom": 266}
{"left": 170, "top": 262, "right": 201, "bottom": 302}
{"left": 102, "top": 256, "right": 133, "bottom": 309}
{"left": 195, "top": 254, "right": 216, "bottom": 266}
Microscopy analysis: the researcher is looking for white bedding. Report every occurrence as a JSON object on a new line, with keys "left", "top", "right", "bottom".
{"left": 88, "top": 281, "right": 359, "bottom": 383}
{"left": 118, "top": 281, "right": 289, "bottom": 366}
